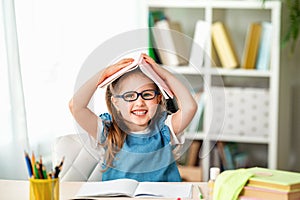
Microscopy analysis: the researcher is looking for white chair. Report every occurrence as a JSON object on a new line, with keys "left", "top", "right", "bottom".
{"left": 52, "top": 133, "right": 104, "bottom": 181}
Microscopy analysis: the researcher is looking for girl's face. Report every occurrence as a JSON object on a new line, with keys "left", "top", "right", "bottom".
{"left": 112, "top": 73, "right": 161, "bottom": 132}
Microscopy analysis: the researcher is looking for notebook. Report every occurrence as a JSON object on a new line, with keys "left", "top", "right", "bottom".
{"left": 74, "top": 178, "right": 192, "bottom": 199}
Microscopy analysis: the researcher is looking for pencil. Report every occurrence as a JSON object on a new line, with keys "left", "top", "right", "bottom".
{"left": 42, "top": 165, "right": 48, "bottom": 179}
{"left": 58, "top": 156, "right": 65, "bottom": 168}
{"left": 197, "top": 185, "right": 204, "bottom": 199}
{"left": 31, "top": 152, "right": 36, "bottom": 178}
{"left": 33, "top": 162, "right": 40, "bottom": 179}
{"left": 24, "top": 151, "right": 33, "bottom": 178}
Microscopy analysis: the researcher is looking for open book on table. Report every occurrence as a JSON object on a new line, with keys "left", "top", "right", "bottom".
{"left": 98, "top": 54, "right": 173, "bottom": 100}
{"left": 74, "top": 178, "right": 192, "bottom": 199}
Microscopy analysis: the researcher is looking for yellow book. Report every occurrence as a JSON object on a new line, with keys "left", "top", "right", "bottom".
{"left": 242, "top": 23, "right": 262, "bottom": 69}
{"left": 211, "top": 21, "right": 239, "bottom": 69}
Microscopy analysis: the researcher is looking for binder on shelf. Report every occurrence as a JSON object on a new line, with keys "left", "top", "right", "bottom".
{"left": 150, "top": 19, "right": 188, "bottom": 66}
{"left": 169, "top": 21, "right": 190, "bottom": 65}
{"left": 189, "top": 20, "right": 210, "bottom": 68}
{"left": 242, "top": 22, "right": 262, "bottom": 70}
{"left": 256, "top": 22, "right": 273, "bottom": 71}
{"left": 211, "top": 21, "right": 239, "bottom": 69}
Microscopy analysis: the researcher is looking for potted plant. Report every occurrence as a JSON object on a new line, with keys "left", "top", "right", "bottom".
{"left": 263, "top": 0, "right": 299, "bottom": 53}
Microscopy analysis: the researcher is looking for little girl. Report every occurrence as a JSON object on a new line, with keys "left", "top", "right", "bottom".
{"left": 69, "top": 53, "right": 197, "bottom": 182}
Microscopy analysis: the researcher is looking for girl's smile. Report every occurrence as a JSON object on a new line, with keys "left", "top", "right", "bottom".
{"left": 131, "top": 109, "right": 148, "bottom": 116}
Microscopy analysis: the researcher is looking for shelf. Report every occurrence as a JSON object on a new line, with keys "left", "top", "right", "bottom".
{"left": 164, "top": 65, "right": 202, "bottom": 75}
{"left": 147, "top": 0, "right": 281, "bottom": 181}
{"left": 207, "top": 134, "right": 269, "bottom": 144}
{"left": 148, "top": 0, "right": 208, "bottom": 8}
{"left": 210, "top": 68, "right": 271, "bottom": 77}
{"left": 165, "top": 65, "right": 271, "bottom": 77}
{"left": 185, "top": 132, "right": 205, "bottom": 140}
{"left": 185, "top": 132, "right": 269, "bottom": 144}
{"left": 147, "top": 0, "right": 280, "bottom": 9}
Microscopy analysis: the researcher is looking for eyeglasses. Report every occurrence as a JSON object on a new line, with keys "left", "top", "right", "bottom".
{"left": 114, "top": 89, "right": 160, "bottom": 102}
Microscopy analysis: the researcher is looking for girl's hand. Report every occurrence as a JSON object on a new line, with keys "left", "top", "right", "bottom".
{"left": 141, "top": 53, "right": 159, "bottom": 68}
{"left": 141, "top": 53, "right": 167, "bottom": 79}
{"left": 96, "top": 58, "right": 134, "bottom": 86}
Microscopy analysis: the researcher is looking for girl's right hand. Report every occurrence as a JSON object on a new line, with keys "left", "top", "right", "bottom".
{"left": 96, "top": 58, "right": 134, "bottom": 86}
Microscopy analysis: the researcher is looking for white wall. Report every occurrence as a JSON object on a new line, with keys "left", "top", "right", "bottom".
{"left": 14, "top": 0, "right": 144, "bottom": 166}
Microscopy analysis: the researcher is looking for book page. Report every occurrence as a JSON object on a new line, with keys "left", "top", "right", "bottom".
{"left": 139, "top": 57, "right": 173, "bottom": 99}
{"left": 134, "top": 182, "right": 192, "bottom": 198}
{"left": 98, "top": 62, "right": 139, "bottom": 88}
{"left": 75, "top": 178, "right": 139, "bottom": 197}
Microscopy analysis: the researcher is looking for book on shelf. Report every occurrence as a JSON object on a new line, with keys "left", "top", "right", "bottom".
{"left": 75, "top": 178, "right": 192, "bottom": 199}
{"left": 241, "top": 22, "right": 262, "bottom": 70}
{"left": 97, "top": 54, "right": 173, "bottom": 99}
{"left": 150, "top": 16, "right": 189, "bottom": 66}
{"left": 186, "top": 140, "right": 202, "bottom": 166}
{"left": 189, "top": 20, "right": 210, "bottom": 68}
{"left": 211, "top": 21, "right": 239, "bottom": 69}
{"left": 150, "top": 19, "right": 180, "bottom": 66}
{"left": 148, "top": 10, "right": 166, "bottom": 64}
{"left": 168, "top": 21, "right": 190, "bottom": 65}
{"left": 256, "top": 22, "right": 273, "bottom": 71}
{"left": 217, "top": 142, "right": 235, "bottom": 170}
{"left": 217, "top": 142, "right": 249, "bottom": 170}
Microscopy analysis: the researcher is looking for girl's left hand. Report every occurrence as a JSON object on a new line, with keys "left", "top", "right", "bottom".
{"left": 141, "top": 53, "right": 158, "bottom": 68}
{"left": 141, "top": 53, "right": 167, "bottom": 79}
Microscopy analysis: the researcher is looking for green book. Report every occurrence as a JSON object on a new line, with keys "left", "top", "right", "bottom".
{"left": 247, "top": 167, "right": 300, "bottom": 191}
{"left": 148, "top": 10, "right": 165, "bottom": 63}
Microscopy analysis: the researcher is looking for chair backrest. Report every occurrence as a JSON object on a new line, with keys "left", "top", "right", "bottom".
{"left": 52, "top": 133, "right": 104, "bottom": 181}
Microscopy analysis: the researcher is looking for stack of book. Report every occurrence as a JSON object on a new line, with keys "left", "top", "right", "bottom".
{"left": 241, "top": 22, "right": 273, "bottom": 71}
{"left": 239, "top": 167, "right": 300, "bottom": 200}
{"left": 210, "top": 21, "right": 273, "bottom": 71}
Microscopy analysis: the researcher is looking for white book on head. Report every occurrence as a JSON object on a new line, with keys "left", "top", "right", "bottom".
{"left": 98, "top": 54, "right": 173, "bottom": 99}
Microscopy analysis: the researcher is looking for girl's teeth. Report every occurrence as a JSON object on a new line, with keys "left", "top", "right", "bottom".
{"left": 133, "top": 111, "right": 146, "bottom": 115}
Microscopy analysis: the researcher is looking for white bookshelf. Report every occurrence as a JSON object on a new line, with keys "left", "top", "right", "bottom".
{"left": 145, "top": 0, "right": 281, "bottom": 181}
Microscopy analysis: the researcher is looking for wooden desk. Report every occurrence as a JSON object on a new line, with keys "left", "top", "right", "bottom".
{"left": 0, "top": 179, "right": 208, "bottom": 199}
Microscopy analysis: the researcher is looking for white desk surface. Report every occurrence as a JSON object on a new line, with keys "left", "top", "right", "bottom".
{"left": 0, "top": 179, "right": 208, "bottom": 200}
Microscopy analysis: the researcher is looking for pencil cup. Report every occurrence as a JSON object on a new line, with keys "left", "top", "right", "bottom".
{"left": 29, "top": 178, "right": 59, "bottom": 200}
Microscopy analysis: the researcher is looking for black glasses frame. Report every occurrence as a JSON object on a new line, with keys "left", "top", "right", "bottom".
{"left": 114, "top": 89, "right": 160, "bottom": 102}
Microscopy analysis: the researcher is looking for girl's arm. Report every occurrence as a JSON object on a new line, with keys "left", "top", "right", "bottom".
{"left": 69, "top": 58, "right": 134, "bottom": 139}
{"left": 142, "top": 54, "right": 198, "bottom": 135}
